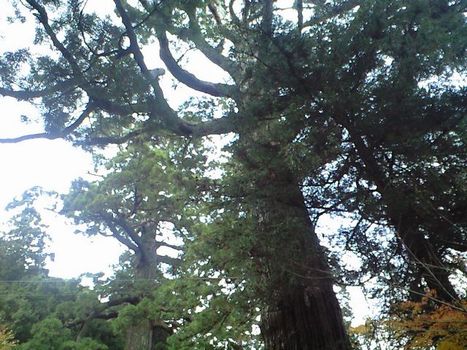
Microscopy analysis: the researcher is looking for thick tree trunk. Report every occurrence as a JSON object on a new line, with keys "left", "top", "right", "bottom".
{"left": 259, "top": 187, "right": 350, "bottom": 350}
{"left": 125, "top": 320, "right": 170, "bottom": 350}
{"left": 237, "top": 138, "right": 350, "bottom": 349}
{"left": 384, "top": 198, "right": 459, "bottom": 302}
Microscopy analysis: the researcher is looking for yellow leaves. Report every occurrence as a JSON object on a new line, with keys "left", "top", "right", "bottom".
{"left": 349, "top": 323, "right": 371, "bottom": 335}
{"left": 389, "top": 292, "right": 467, "bottom": 349}
{"left": 437, "top": 339, "right": 465, "bottom": 350}
{"left": 0, "top": 325, "right": 17, "bottom": 350}
{"left": 351, "top": 292, "right": 467, "bottom": 349}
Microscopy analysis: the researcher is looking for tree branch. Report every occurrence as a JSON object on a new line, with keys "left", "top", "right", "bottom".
{"left": 113, "top": 0, "right": 201, "bottom": 136}
{"left": 157, "top": 241, "right": 183, "bottom": 251}
{"left": 0, "top": 79, "right": 77, "bottom": 100}
{"left": 158, "top": 32, "right": 235, "bottom": 98}
{"left": 0, "top": 103, "right": 95, "bottom": 143}
{"left": 113, "top": 214, "right": 143, "bottom": 248}
{"left": 303, "top": 0, "right": 362, "bottom": 27}
{"left": 26, "top": 0, "right": 82, "bottom": 74}
{"left": 156, "top": 254, "right": 181, "bottom": 267}
{"left": 182, "top": 7, "right": 240, "bottom": 79}
{"left": 101, "top": 214, "right": 140, "bottom": 251}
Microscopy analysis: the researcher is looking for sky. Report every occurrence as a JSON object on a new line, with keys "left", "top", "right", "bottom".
{"left": 0, "top": 96, "right": 125, "bottom": 278}
{"left": 0, "top": 1, "right": 126, "bottom": 278}
{"left": 0, "top": 0, "right": 373, "bottom": 325}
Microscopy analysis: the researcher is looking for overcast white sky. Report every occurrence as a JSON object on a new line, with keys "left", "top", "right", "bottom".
{"left": 0, "top": 0, "right": 126, "bottom": 278}
{"left": 0, "top": 96, "right": 125, "bottom": 278}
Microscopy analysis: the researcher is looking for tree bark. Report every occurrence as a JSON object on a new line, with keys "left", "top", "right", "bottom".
{"left": 259, "top": 187, "right": 350, "bottom": 350}
{"left": 237, "top": 137, "right": 351, "bottom": 349}
{"left": 124, "top": 235, "right": 170, "bottom": 350}
{"left": 348, "top": 129, "right": 458, "bottom": 301}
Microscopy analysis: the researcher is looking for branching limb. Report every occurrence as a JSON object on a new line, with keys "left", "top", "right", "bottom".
{"left": 26, "top": 0, "right": 82, "bottom": 75}
{"left": 113, "top": 0, "right": 203, "bottom": 136}
{"left": 0, "top": 103, "right": 95, "bottom": 143}
{"left": 103, "top": 217, "right": 140, "bottom": 252}
{"left": 113, "top": 214, "right": 143, "bottom": 248}
{"left": 113, "top": 0, "right": 166, "bottom": 99}
{"left": 0, "top": 79, "right": 77, "bottom": 100}
{"left": 182, "top": 7, "right": 240, "bottom": 79}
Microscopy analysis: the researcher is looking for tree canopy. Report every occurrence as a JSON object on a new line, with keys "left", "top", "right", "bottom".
{"left": 0, "top": 0, "right": 465, "bottom": 349}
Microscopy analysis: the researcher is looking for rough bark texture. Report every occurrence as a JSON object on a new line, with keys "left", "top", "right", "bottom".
{"left": 238, "top": 134, "right": 351, "bottom": 349}
{"left": 259, "top": 189, "right": 350, "bottom": 350}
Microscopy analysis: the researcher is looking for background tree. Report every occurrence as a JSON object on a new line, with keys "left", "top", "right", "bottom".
{"left": 0, "top": 191, "right": 123, "bottom": 350}
{"left": 61, "top": 136, "right": 212, "bottom": 349}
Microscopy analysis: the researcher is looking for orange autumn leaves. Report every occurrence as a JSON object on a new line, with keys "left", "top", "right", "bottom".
{"left": 351, "top": 290, "right": 467, "bottom": 349}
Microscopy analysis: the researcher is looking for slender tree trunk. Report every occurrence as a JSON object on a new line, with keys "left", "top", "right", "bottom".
{"left": 237, "top": 138, "right": 351, "bottom": 349}
{"left": 341, "top": 122, "right": 458, "bottom": 302}
{"left": 125, "top": 236, "right": 170, "bottom": 350}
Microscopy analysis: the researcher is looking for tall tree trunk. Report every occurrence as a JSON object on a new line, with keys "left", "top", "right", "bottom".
{"left": 260, "top": 183, "right": 350, "bottom": 350}
{"left": 237, "top": 138, "right": 351, "bottom": 349}
{"left": 125, "top": 236, "right": 170, "bottom": 350}
{"left": 344, "top": 126, "right": 458, "bottom": 301}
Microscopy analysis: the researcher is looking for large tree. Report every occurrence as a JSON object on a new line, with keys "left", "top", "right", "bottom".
{"left": 1, "top": 0, "right": 465, "bottom": 349}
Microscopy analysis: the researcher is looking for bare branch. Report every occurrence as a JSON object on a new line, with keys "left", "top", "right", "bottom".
{"left": 157, "top": 241, "right": 183, "bottom": 251}
{"left": 156, "top": 254, "right": 181, "bottom": 267}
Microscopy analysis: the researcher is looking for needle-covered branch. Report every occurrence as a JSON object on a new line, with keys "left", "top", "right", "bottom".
{"left": 0, "top": 79, "right": 77, "bottom": 100}
{"left": 26, "top": 0, "right": 82, "bottom": 76}
{"left": 303, "top": 0, "right": 362, "bottom": 27}
{"left": 0, "top": 103, "right": 95, "bottom": 144}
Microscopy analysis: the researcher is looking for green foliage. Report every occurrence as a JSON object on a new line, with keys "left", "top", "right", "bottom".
{"left": 0, "top": 193, "right": 122, "bottom": 350}
{"left": 18, "top": 317, "right": 72, "bottom": 350}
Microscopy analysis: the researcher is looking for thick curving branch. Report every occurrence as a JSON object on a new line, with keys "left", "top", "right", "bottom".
{"left": 183, "top": 7, "right": 240, "bottom": 79}
{"left": 26, "top": 0, "right": 82, "bottom": 75}
{"left": 158, "top": 31, "right": 236, "bottom": 98}
{"left": 1, "top": 1, "right": 246, "bottom": 144}
{"left": 113, "top": 0, "right": 205, "bottom": 135}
